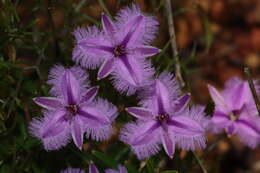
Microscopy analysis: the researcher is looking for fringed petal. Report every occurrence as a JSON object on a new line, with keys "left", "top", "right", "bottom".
{"left": 33, "top": 97, "right": 63, "bottom": 110}
{"left": 161, "top": 130, "right": 175, "bottom": 158}
{"left": 79, "top": 98, "right": 117, "bottom": 141}
{"left": 120, "top": 120, "right": 161, "bottom": 160}
{"left": 29, "top": 111, "right": 71, "bottom": 151}
{"left": 170, "top": 106, "right": 208, "bottom": 151}
{"left": 111, "top": 55, "right": 155, "bottom": 96}
{"left": 140, "top": 72, "right": 180, "bottom": 114}
{"left": 71, "top": 116, "right": 84, "bottom": 150}
{"left": 208, "top": 84, "right": 229, "bottom": 114}
{"left": 81, "top": 86, "right": 99, "bottom": 104}
{"left": 97, "top": 58, "right": 114, "bottom": 79}
{"left": 72, "top": 27, "right": 112, "bottom": 69}
{"left": 48, "top": 65, "right": 89, "bottom": 100}
{"left": 115, "top": 4, "right": 158, "bottom": 46}
{"left": 126, "top": 107, "right": 154, "bottom": 120}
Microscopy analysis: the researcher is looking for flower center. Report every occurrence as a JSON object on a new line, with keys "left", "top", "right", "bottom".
{"left": 113, "top": 45, "right": 126, "bottom": 57}
{"left": 156, "top": 114, "right": 169, "bottom": 124}
{"left": 229, "top": 109, "right": 240, "bottom": 121}
{"left": 66, "top": 104, "right": 78, "bottom": 116}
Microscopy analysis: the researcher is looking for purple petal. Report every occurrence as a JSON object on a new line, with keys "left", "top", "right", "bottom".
{"left": 97, "top": 58, "right": 114, "bottom": 79}
{"left": 173, "top": 94, "right": 191, "bottom": 113}
{"left": 222, "top": 79, "right": 251, "bottom": 111}
{"left": 112, "top": 55, "right": 155, "bottom": 95}
{"left": 168, "top": 117, "right": 204, "bottom": 136}
{"left": 71, "top": 117, "right": 84, "bottom": 150}
{"left": 105, "top": 170, "right": 117, "bottom": 173}
{"left": 208, "top": 84, "right": 229, "bottom": 113}
{"left": 33, "top": 97, "right": 63, "bottom": 110}
{"left": 161, "top": 131, "right": 175, "bottom": 158}
{"left": 81, "top": 86, "right": 99, "bottom": 103}
{"left": 48, "top": 66, "right": 88, "bottom": 103}
{"left": 62, "top": 70, "right": 81, "bottom": 104}
{"left": 41, "top": 111, "right": 67, "bottom": 138}
{"left": 101, "top": 14, "right": 117, "bottom": 42}
{"left": 236, "top": 118, "right": 260, "bottom": 148}
{"left": 121, "top": 15, "right": 144, "bottom": 45}
{"left": 29, "top": 111, "right": 71, "bottom": 151}
{"left": 155, "top": 79, "right": 172, "bottom": 114}
{"left": 72, "top": 26, "right": 112, "bottom": 69}
{"left": 89, "top": 163, "right": 99, "bottom": 173}
{"left": 105, "top": 165, "right": 127, "bottom": 173}
{"left": 225, "top": 122, "right": 237, "bottom": 136}
{"left": 79, "top": 98, "right": 117, "bottom": 141}
{"left": 211, "top": 111, "right": 229, "bottom": 124}
{"left": 169, "top": 106, "right": 207, "bottom": 150}
{"left": 78, "top": 106, "right": 110, "bottom": 125}
{"left": 126, "top": 107, "right": 153, "bottom": 120}
{"left": 118, "top": 165, "right": 128, "bottom": 173}
{"left": 61, "top": 168, "right": 85, "bottom": 173}
{"left": 135, "top": 46, "right": 160, "bottom": 57}
{"left": 115, "top": 4, "right": 158, "bottom": 45}
{"left": 120, "top": 121, "right": 161, "bottom": 159}
{"left": 118, "top": 56, "right": 139, "bottom": 85}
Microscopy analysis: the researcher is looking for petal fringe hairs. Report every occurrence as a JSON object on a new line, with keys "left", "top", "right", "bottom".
{"left": 29, "top": 4, "right": 260, "bottom": 172}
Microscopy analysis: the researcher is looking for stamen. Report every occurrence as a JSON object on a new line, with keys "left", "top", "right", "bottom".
{"left": 66, "top": 104, "right": 78, "bottom": 115}
{"left": 113, "top": 45, "right": 126, "bottom": 57}
{"left": 156, "top": 114, "right": 169, "bottom": 124}
{"left": 229, "top": 109, "right": 241, "bottom": 121}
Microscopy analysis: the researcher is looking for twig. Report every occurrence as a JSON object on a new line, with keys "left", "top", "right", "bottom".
{"left": 164, "top": 0, "right": 185, "bottom": 88}
{"left": 46, "top": 0, "right": 61, "bottom": 58}
{"left": 192, "top": 151, "right": 208, "bottom": 173}
{"left": 244, "top": 67, "right": 260, "bottom": 116}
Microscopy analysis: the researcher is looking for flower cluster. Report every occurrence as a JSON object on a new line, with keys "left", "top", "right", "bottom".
{"left": 29, "top": 3, "right": 260, "bottom": 172}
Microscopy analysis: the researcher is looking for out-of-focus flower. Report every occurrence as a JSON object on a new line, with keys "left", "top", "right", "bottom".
{"left": 73, "top": 4, "right": 159, "bottom": 95}
{"left": 120, "top": 72, "right": 208, "bottom": 159}
{"left": 208, "top": 77, "right": 260, "bottom": 148}
{"left": 30, "top": 65, "right": 117, "bottom": 150}
{"left": 61, "top": 168, "right": 85, "bottom": 173}
{"left": 89, "top": 163, "right": 127, "bottom": 173}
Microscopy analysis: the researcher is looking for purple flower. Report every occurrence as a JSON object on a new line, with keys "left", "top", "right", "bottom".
{"left": 73, "top": 4, "right": 159, "bottom": 95}
{"left": 120, "top": 72, "right": 208, "bottom": 159}
{"left": 88, "top": 163, "right": 127, "bottom": 173}
{"left": 61, "top": 168, "right": 85, "bottom": 173}
{"left": 30, "top": 65, "right": 117, "bottom": 150}
{"left": 208, "top": 77, "right": 260, "bottom": 148}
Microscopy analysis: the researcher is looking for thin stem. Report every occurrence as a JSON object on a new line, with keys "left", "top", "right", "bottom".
{"left": 192, "top": 151, "right": 208, "bottom": 173}
{"left": 164, "top": 0, "right": 185, "bottom": 88}
{"left": 244, "top": 67, "right": 260, "bottom": 116}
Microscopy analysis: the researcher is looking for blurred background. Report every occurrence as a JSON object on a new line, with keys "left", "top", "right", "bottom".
{"left": 0, "top": 0, "right": 260, "bottom": 172}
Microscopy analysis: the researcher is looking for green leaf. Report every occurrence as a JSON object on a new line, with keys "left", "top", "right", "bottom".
{"left": 92, "top": 150, "right": 117, "bottom": 168}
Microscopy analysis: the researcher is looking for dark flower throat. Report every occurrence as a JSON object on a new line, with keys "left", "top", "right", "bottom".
{"left": 157, "top": 114, "right": 169, "bottom": 124}
{"left": 113, "top": 45, "right": 126, "bottom": 57}
{"left": 66, "top": 104, "right": 78, "bottom": 116}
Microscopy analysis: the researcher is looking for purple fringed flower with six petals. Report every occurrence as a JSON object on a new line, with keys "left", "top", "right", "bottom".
{"left": 30, "top": 65, "right": 117, "bottom": 150}
{"left": 208, "top": 77, "right": 260, "bottom": 148}
{"left": 73, "top": 4, "right": 160, "bottom": 95}
{"left": 120, "top": 72, "right": 208, "bottom": 159}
